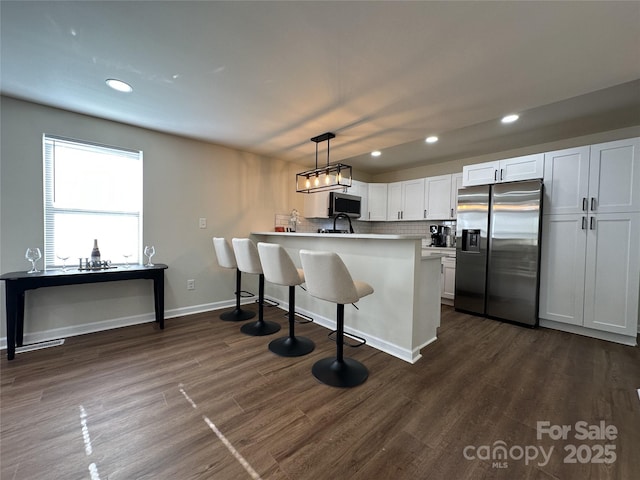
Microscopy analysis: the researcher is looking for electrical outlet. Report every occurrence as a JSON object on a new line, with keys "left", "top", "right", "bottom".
{"left": 187, "top": 279, "right": 195, "bottom": 290}
{"left": 199, "top": 218, "right": 207, "bottom": 229}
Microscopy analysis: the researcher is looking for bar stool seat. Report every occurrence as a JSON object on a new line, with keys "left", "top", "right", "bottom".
{"left": 232, "top": 238, "right": 281, "bottom": 336}
{"left": 257, "top": 242, "right": 315, "bottom": 357}
{"left": 299, "top": 249, "right": 373, "bottom": 388}
{"left": 212, "top": 237, "right": 256, "bottom": 322}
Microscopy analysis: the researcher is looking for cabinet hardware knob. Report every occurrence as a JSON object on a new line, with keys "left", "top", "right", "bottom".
{"left": 590, "top": 197, "right": 596, "bottom": 211}
{"left": 582, "top": 198, "right": 587, "bottom": 211}
{"left": 581, "top": 216, "right": 587, "bottom": 230}
{"left": 494, "top": 170, "right": 498, "bottom": 182}
{"left": 590, "top": 216, "right": 595, "bottom": 230}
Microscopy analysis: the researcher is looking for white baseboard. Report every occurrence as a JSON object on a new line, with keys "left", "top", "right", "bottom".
{"left": 0, "top": 295, "right": 423, "bottom": 364}
{"left": 280, "top": 299, "right": 423, "bottom": 364}
{"left": 0, "top": 297, "right": 256, "bottom": 351}
{"left": 539, "top": 319, "right": 638, "bottom": 347}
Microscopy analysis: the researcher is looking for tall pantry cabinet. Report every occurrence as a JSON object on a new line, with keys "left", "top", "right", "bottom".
{"left": 539, "top": 138, "right": 640, "bottom": 342}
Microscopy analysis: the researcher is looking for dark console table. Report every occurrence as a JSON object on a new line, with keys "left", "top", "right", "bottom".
{"left": 1, "top": 264, "right": 168, "bottom": 360}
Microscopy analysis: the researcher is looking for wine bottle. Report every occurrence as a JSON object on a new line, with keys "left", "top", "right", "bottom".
{"left": 91, "top": 239, "right": 101, "bottom": 267}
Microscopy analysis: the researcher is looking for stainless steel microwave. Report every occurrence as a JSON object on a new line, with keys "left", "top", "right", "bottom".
{"left": 329, "top": 191, "right": 361, "bottom": 218}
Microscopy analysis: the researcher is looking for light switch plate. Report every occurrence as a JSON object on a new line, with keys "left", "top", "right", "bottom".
{"left": 199, "top": 218, "right": 207, "bottom": 229}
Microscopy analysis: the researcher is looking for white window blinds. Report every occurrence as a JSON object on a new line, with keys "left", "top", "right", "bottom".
{"left": 43, "top": 135, "right": 143, "bottom": 268}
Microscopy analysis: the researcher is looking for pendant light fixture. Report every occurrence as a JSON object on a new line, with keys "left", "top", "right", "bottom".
{"left": 296, "top": 132, "right": 353, "bottom": 193}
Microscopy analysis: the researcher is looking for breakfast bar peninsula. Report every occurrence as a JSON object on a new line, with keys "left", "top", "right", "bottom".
{"left": 251, "top": 232, "right": 442, "bottom": 363}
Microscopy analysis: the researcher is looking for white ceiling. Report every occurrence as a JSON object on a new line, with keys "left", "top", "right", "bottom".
{"left": 1, "top": 1, "right": 639, "bottom": 174}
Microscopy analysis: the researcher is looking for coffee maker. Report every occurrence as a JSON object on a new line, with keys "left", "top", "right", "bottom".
{"left": 430, "top": 225, "right": 447, "bottom": 247}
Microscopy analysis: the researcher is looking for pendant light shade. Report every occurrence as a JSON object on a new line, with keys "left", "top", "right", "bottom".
{"left": 296, "top": 132, "right": 352, "bottom": 193}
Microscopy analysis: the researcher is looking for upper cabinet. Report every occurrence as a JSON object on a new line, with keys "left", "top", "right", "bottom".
{"left": 383, "top": 173, "right": 464, "bottom": 221}
{"left": 544, "top": 138, "right": 640, "bottom": 215}
{"left": 367, "top": 183, "right": 388, "bottom": 221}
{"left": 386, "top": 181, "right": 403, "bottom": 221}
{"left": 462, "top": 153, "right": 543, "bottom": 186}
{"left": 387, "top": 179, "right": 425, "bottom": 221}
{"left": 303, "top": 190, "right": 329, "bottom": 218}
{"left": 588, "top": 138, "right": 640, "bottom": 214}
{"left": 543, "top": 146, "right": 590, "bottom": 215}
{"left": 424, "top": 175, "right": 452, "bottom": 220}
{"left": 450, "top": 173, "right": 464, "bottom": 219}
{"left": 403, "top": 179, "right": 426, "bottom": 220}
{"left": 350, "top": 180, "right": 369, "bottom": 221}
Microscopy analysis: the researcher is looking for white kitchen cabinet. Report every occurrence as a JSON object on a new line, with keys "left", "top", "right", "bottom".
{"left": 303, "top": 190, "right": 329, "bottom": 218}
{"left": 386, "top": 182, "right": 403, "bottom": 221}
{"left": 543, "top": 146, "right": 590, "bottom": 215}
{"left": 367, "top": 183, "right": 388, "bottom": 221}
{"left": 351, "top": 179, "right": 369, "bottom": 221}
{"left": 540, "top": 138, "right": 640, "bottom": 341}
{"left": 544, "top": 138, "right": 640, "bottom": 215}
{"left": 539, "top": 214, "right": 587, "bottom": 326}
{"left": 441, "top": 256, "right": 456, "bottom": 302}
{"left": 403, "top": 178, "right": 426, "bottom": 220}
{"left": 582, "top": 212, "right": 640, "bottom": 336}
{"left": 588, "top": 138, "right": 640, "bottom": 213}
{"left": 462, "top": 154, "right": 543, "bottom": 186}
{"left": 386, "top": 179, "right": 425, "bottom": 220}
{"left": 450, "top": 173, "right": 464, "bottom": 219}
{"left": 462, "top": 161, "right": 500, "bottom": 187}
{"left": 539, "top": 212, "right": 640, "bottom": 337}
{"left": 424, "top": 175, "right": 452, "bottom": 220}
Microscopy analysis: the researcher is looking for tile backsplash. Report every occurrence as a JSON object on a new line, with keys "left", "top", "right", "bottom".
{"left": 294, "top": 216, "right": 455, "bottom": 237}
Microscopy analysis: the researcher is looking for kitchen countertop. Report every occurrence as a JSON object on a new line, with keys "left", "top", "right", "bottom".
{"left": 252, "top": 231, "right": 424, "bottom": 240}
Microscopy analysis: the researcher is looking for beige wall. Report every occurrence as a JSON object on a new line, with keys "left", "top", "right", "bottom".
{"left": 0, "top": 96, "right": 304, "bottom": 341}
{"left": 373, "top": 125, "right": 640, "bottom": 183}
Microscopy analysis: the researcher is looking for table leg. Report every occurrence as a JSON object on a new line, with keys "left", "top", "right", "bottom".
{"left": 17, "top": 291, "right": 25, "bottom": 347}
{"left": 153, "top": 272, "right": 165, "bottom": 329}
{"left": 5, "top": 283, "right": 23, "bottom": 360}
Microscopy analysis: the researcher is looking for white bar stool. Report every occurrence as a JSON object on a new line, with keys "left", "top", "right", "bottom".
{"left": 299, "top": 249, "right": 373, "bottom": 388}
{"left": 232, "top": 238, "right": 281, "bottom": 336}
{"left": 212, "top": 237, "right": 256, "bottom": 322}
{"left": 257, "top": 242, "right": 315, "bottom": 357}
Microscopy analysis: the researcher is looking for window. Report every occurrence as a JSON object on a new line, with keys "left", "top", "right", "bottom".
{"left": 43, "top": 135, "right": 143, "bottom": 269}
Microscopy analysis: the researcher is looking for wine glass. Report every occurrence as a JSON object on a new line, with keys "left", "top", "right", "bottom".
{"left": 143, "top": 245, "right": 155, "bottom": 267}
{"left": 56, "top": 252, "right": 70, "bottom": 272}
{"left": 25, "top": 247, "right": 42, "bottom": 273}
{"left": 122, "top": 253, "right": 132, "bottom": 268}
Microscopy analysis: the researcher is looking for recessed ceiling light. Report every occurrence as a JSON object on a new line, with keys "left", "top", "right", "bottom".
{"left": 371, "top": 151, "right": 381, "bottom": 157}
{"left": 106, "top": 78, "right": 133, "bottom": 93}
{"left": 425, "top": 136, "right": 439, "bottom": 144}
{"left": 501, "top": 114, "right": 519, "bottom": 124}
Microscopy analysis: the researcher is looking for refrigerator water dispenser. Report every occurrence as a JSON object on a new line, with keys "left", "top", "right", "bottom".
{"left": 461, "top": 229, "right": 481, "bottom": 253}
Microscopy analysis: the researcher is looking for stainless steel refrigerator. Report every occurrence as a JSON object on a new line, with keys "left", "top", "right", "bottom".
{"left": 455, "top": 179, "right": 543, "bottom": 327}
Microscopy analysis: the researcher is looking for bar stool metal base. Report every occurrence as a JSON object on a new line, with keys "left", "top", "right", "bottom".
{"left": 240, "top": 319, "right": 280, "bottom": 336}
{"left": 312, "top": 357, "right": 369, "bottom": 388}
{"left": 220, "top": 308, "right": 255, "bottom": 322}
{"left": 220, "top": 269, "right": 255, "bottom": 322}
{"left": 269, "top": 336, "right": 315, "bottom": 357}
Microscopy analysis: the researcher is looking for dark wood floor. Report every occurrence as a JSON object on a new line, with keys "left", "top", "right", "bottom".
{"left": 2, "top": 305, "right": 639, "bottom": 479}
